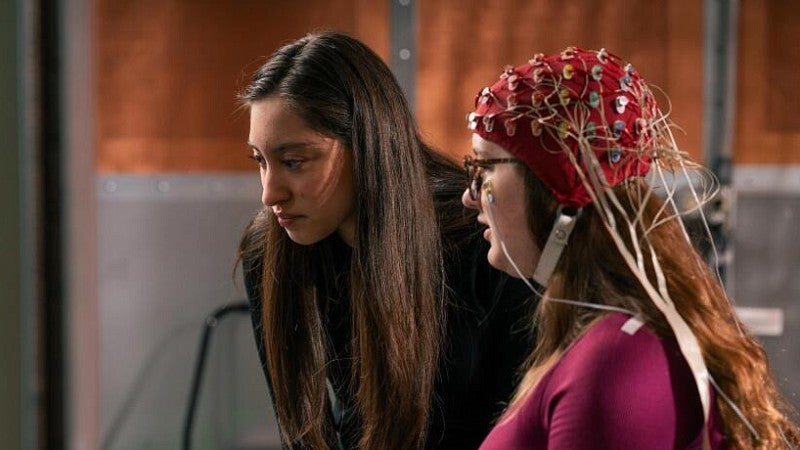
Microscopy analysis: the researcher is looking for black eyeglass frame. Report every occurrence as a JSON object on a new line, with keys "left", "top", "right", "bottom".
{"left": 463, "top": 155, "right": 524, "bottom": 201}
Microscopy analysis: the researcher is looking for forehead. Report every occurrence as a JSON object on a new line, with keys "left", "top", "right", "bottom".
{"left": 472, "top": 133, "right": 514, "bottom": 158}
{"left": 248, "top": 96, "right": 315, "bottom": 146}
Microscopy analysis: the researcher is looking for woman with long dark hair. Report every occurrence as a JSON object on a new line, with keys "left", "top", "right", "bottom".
{"left": 462, "top": 47, "right": 800, "bottom": 449}
{"left": 238, "top": 31, "right": 532, "bottom": 449}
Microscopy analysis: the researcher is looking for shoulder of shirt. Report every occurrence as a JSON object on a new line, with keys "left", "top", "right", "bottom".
{"left": 552, "top": 312, "right": 669, "bottom": 380}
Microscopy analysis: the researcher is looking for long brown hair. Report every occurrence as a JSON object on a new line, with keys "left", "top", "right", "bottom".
{"left": 237, "top": 31, "right": 454, "bottom": 449}
{"left": 512, "top": 174, "right": 800, "bottom": 449}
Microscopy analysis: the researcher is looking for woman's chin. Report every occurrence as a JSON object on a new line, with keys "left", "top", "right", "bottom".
{"left": 487, "top": 247, "right": 535, "bottom": 279}
{"left": 285, "top": 229, "right": 325, "bottom": 246}
{"left": 487, "top": 249, "right": 516, "bottom": 278}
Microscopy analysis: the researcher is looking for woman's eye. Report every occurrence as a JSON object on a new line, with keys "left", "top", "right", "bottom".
{"left": 282, "top": 159, "right": 304, "bottom": 170}
{"left": 248, "top": 153, "right": 266, "bottom": 166}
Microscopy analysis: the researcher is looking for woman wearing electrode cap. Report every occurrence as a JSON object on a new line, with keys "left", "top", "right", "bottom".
{"left": 237, "top": 31, "right": 533, "bottom": 449}
{"left": 462, "top": 47, "right": 800, "bottom": 449}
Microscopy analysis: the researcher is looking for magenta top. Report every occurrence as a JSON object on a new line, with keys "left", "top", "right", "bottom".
{"left": 480, "top": 312, "right": 726, "bottom": 449}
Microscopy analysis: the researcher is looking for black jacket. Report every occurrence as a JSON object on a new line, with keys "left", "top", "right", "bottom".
{"left": 243, "top": 218, "right": 535, "bottom": 449}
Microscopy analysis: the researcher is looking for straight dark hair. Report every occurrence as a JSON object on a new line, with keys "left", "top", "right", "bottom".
{"left": 238, "top": 31, "right": 461, "bottom": 449}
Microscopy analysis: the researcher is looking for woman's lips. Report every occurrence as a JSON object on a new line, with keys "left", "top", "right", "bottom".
{"left": 276, "top": 214, "right": 302, "bottom": 227}
{"left": 483, "top": 227, "right": 492, "bottom": 240}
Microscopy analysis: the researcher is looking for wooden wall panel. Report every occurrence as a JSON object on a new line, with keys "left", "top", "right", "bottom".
{"left": 736, "top": 0, "right": 800, "bottom": 164}
{"left": 95, "top": 1, "right": 800, "bottom": 172}
{"left": 417, "top": 0, "right": 703, "bottom": 163}
{"left": 95, "top": 0, "right": 388, "bottom": 173}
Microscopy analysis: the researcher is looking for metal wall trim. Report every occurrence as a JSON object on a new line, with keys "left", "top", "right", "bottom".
{"left": 97, "top": 174, "right": 261, "bottom": 201}
{"left": 703, "top": 0, "right": 739, "bottom": 185}
{"left": 62, "top": 0, "right": 99, "bottom": 446}
{"left": 390, "top": 0, "right": 416, "bottom": 113}
{"left": 18, "top": 0, "right": 40, "bottom": 447}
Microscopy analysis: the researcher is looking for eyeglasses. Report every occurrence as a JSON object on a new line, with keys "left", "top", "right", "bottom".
{"left": 463, "top": 155, "right": 522, "bottom": 201}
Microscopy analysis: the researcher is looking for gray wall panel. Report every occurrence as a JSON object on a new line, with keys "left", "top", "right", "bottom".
{"left": 98, "top": 174, "right": 281, "bottom": 450}
{"left": 732, "top": 167, "right": 800, "bottom": 412}
{"left": 94, "top": 168, "right": 800, "bottom": 447}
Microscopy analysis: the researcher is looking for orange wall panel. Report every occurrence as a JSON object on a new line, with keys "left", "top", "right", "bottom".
{"left": 735, "top": 0, "right": 800, "bottom": 165}
{"left": 417, "top": 0, "right": 703, "bottom": 163}
{"left": 97, "top": 1, "right": 798, "bottom": 171}
{"left": 95, "top": 0, "right": 388, "bottom": 173}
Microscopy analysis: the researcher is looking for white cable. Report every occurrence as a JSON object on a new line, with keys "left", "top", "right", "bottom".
{"left": 483, "top": 184, "right": 630, "bottom": 315}
{"left": 708, "top": 375, "right": 760, "bottom": 441}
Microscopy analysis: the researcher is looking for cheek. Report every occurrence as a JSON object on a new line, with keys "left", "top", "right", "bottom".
{"left": 301, "top": 169, "right": 354, "bottom": 220}
{"left": 494, "top": 193, "right": 526, "bottom": 228}
{"left": 327, "top": 158, "right": 355, "bottom": 211}
{"left": 313, "top": 156, "right": 348, "bottom": 202}
{"left": 497, "top": 199, "right": 537, "bottom": 250}
{"left": 515, "top": 216, "right": 539, "bottom": 255}
{"left": 329, "top": 176, "right": 355, "bottom": 218}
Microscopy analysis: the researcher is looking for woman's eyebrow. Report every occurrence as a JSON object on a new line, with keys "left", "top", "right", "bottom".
{"left": 247, "top": 141, "right": 314, "bottom": 154}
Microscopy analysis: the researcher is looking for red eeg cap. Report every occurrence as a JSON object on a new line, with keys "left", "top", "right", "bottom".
{"left": 467, "top": 47, "right": 659, "bottom": 208}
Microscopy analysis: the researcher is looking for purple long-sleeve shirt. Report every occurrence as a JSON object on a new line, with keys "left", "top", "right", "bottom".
{"left": 480, "top": 312, "right": 726, "bottom": 449}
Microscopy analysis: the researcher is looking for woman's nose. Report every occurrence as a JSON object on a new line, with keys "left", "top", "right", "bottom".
{"left": 462, "top": 187, "right": 480, "bottom": 210}
{"left": 260, "top": 167, "right": 289, "bottom": 207}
